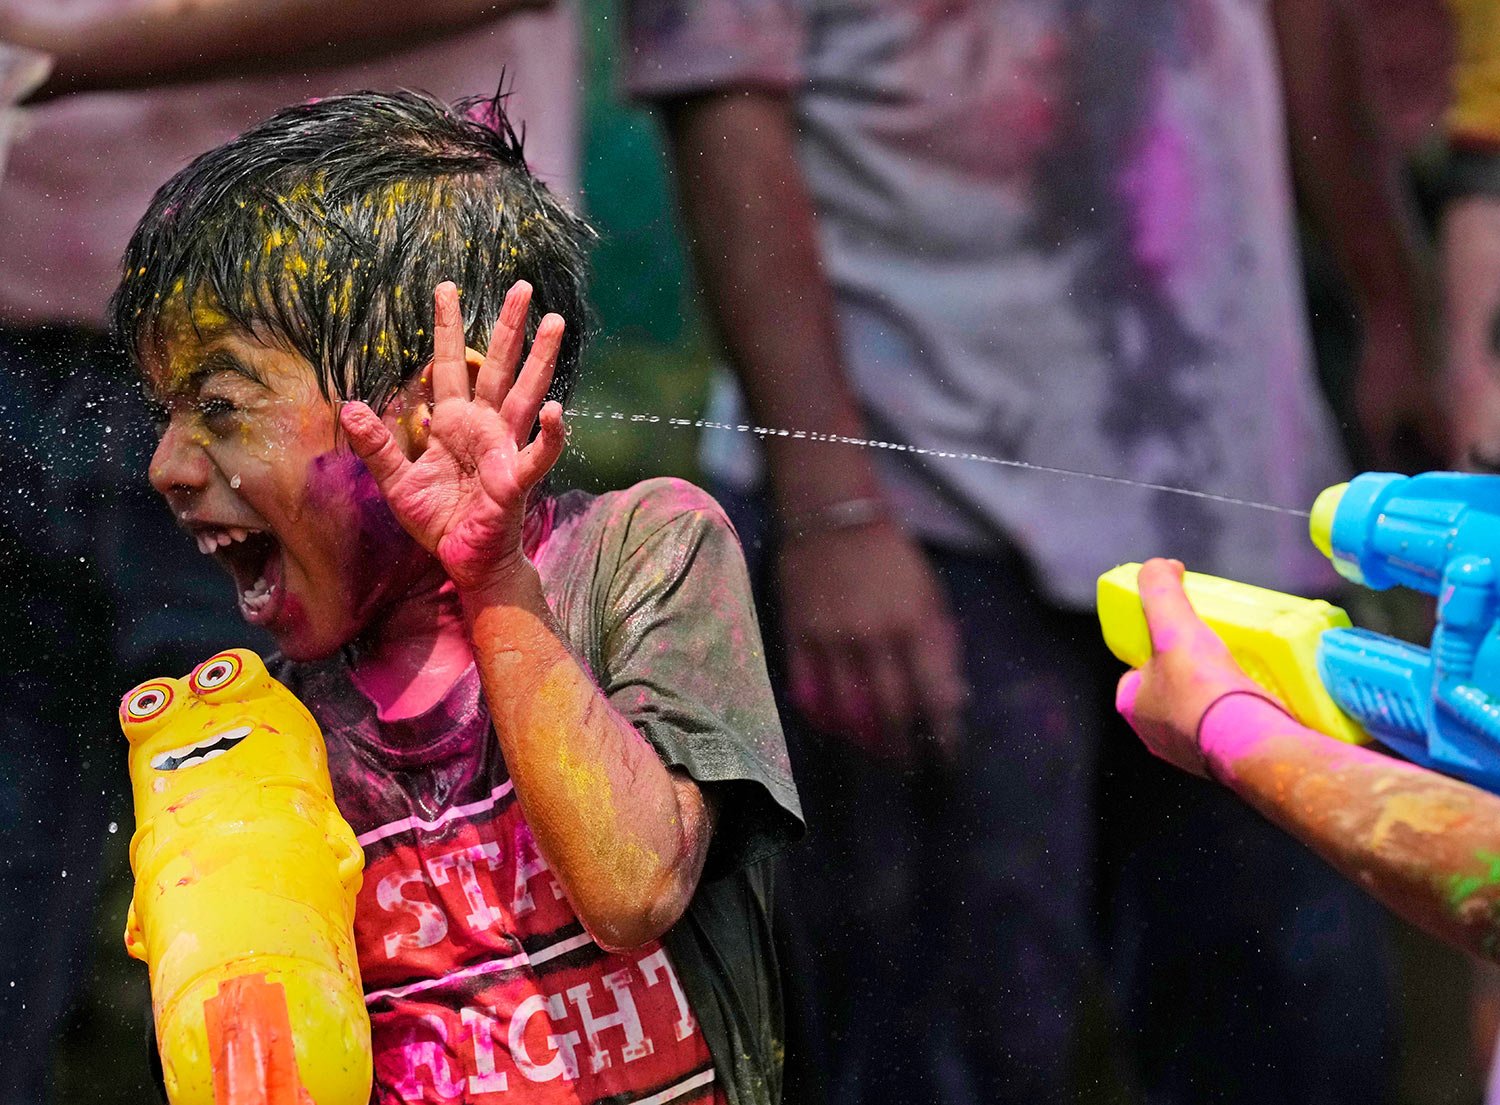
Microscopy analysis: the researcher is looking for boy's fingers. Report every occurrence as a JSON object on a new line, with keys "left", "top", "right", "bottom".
{"left": 515, "top": 402, "right": 566, "bottom": 488}
{"left": 1138, "top": 557, "right": 1200, "bottom": 653}
{"left": 502, "top": 313, "right": 564, "bottom": 439}
{"left": 340, "top": 401, "right": 410, "bottom": 490}
{"left": 431, "top": 282, "right": 470, "bottom": 405}
{"left": 476, "top": 281, "right": 531, "bottom": 409}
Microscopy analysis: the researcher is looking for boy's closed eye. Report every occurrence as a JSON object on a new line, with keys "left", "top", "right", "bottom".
{"left": 194, "top": 393, "right": 241, "bottom": 432}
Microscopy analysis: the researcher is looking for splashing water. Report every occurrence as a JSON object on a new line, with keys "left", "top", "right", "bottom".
{"left": 563, "top": 407, "right": 1312, "bottom": 520}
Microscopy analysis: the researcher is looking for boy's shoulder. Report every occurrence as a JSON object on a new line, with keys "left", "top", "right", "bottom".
{"left": 539, "top": 476, "right": 736, "bottom": 564}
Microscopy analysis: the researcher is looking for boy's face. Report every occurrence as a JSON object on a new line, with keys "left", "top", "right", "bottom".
{"left": 144, "top": 321, "right": 428, "bottom": 661}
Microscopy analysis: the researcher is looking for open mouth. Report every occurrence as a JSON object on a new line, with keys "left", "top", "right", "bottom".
{"left": 193, "top": 527, "right": 284, "bottom": 625}
{"left": 150, "top": 725, "right": 252, "bottom": 771}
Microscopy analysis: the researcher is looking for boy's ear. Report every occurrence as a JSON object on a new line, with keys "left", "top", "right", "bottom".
{"left": 385, "top": 346, "right": 486, "bottom": 458}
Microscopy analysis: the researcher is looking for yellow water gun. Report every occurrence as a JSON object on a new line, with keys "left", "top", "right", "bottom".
{"left": 120, "top": 648, "right": 371, "bottom": 1105}
{"left": 1100, "top": 473, "right": 1500, "bottom": 791}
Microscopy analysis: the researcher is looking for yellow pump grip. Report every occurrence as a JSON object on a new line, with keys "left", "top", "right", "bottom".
{"left": 1097, "top": 563, "right": 1369, "bottom": 745}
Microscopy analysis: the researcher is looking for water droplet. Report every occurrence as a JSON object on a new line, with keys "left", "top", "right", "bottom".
{"left": 230, "top": 474, "right": 242, "bottom": 489}
{"left": 108, "top": 822, "right": 119, "bottom": 834}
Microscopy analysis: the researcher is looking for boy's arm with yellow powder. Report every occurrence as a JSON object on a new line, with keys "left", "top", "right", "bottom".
{"left": 340, "top": 281, "right": 715, "bottom": 953}
{"left": 1121, "top": 558, "right": 1500, "bottom": 962}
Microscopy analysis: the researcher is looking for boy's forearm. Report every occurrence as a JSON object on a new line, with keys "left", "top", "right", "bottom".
{"left": 6, "top": 0, "right": 540, "bottom": 100}
{"left": 459, "top": 562, "right": 712, "bottom": 952}
{"left": 1208, "top": 699, "right": 1500, "bottom": 960}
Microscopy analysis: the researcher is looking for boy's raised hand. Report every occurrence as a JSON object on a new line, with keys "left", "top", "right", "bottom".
{"left": 1115, "top": 558, "right": 1265, "bottom": 778}
{"left": 339, "top": 281, "right": 566, "bottom": 593}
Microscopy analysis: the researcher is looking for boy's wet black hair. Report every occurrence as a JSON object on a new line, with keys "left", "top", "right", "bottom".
{"left": 110, "top": 88, "right": 594, "bottom": 412}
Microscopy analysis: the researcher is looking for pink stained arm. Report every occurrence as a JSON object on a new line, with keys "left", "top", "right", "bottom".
{"left": 1117, "top": 557, "right": 1500, "bottom": 962}
{"left": 1200, "top": 691, "right": 1500, "bottom": 962}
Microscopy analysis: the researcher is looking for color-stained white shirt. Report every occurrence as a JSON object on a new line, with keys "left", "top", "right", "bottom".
{"left": 626, "top": 0, "right": 1348, "bottom": 607}
{"left": 0, "top": 1, "right": 579, "bottom": 327}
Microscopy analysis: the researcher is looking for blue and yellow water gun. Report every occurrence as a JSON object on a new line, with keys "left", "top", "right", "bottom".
{"left": 1099, "top": 472, "right": 1500, "bottom": 792}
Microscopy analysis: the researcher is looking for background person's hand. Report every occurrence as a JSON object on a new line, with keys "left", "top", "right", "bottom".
{"left": 339, "top": 280, "right": 566, "bottom": 593}
{"left": 1115, "top": 558, "right": 1265, "bottom": 778}
{"left": 778, "top": 520, "right": 967, "bottom": 760}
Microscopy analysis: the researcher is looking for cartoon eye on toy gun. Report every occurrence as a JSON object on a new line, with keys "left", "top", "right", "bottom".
{"left": 1099, "top": 472, "right": 1500, "bottom": 793}
{"left": 120, "top": 649, "right": 372, "bottom": 1105}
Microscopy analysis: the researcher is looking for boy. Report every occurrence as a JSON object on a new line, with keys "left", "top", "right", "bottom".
{"left": 113, "top": 90, "right": 802, "bottom": 1104}
{"left": 1120, "top": 558, "right": 1500, "bottom": 964}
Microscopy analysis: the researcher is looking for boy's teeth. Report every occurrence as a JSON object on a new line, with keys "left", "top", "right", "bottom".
{"left": 240, "top": 576, "right": 273, "bottom": 612}
{"left": 194, "top": 527, "right": 259, "bottom": 553}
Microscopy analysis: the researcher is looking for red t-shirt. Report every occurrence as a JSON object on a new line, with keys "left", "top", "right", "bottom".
{"left": 352, "top": 739, "right": 721, "bottom": 1104}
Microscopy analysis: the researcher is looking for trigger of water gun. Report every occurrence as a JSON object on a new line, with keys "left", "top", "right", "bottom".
{"left": 1097, "top": 563, "right": 1369, "bottom": 745}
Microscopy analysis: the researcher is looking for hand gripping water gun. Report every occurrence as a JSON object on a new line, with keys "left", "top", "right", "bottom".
{"left": 120, "top": 649, "right": 372, "bottom": 1105}
{"left": 1099, "top": 472, "right": 1500, "bottom": 793}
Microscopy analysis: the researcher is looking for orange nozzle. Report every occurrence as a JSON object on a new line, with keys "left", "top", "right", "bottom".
{"left": 204, "top": 975, "right": 316, "bottom": 1105}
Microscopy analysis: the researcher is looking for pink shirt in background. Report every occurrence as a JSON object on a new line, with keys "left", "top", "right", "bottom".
{"left": 0, "top": 1, "right": 579, "bottom": 328}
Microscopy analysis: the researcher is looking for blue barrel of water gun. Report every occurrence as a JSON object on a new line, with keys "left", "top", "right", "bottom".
{"left": 1312, "top": 471, "right": 1500, "bottom": 790}
{"left": 1317, "top": 471, "right": 1500, "bottom": 594}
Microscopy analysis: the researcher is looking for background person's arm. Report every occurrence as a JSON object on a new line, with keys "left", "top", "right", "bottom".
{"left": 659, "top": 90, "right": 966, "bottom": 755}
{"left": 1273, "top": 0, "right": 1448, "bottom": 468}
{"left": 1120, "top": 558, "right": 1500, "bottom": 962}
{"left": 1440, "top": 0, "right": 1500, "bottom": 470}
{"left": 1443, "top": 195, "right": 1500, "bottom": 469}
{"left": 0, "top": 0, "right": 546, "bottom": 99}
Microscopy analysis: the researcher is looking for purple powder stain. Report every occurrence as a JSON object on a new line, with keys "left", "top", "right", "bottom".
{"left": 306, "top": 449, "right": 409, "bottom": 562}
{"left": 1117, "top": 77, "right": 1197, "bottom": 294}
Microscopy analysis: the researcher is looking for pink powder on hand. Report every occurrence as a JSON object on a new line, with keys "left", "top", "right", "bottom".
{"left": 1199, "top": 694, "right": 1305, "bottom": 784}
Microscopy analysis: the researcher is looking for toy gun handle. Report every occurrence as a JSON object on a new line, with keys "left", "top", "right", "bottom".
{"left": 1097, "top": 564, "right": 1369, "bottom": 744}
